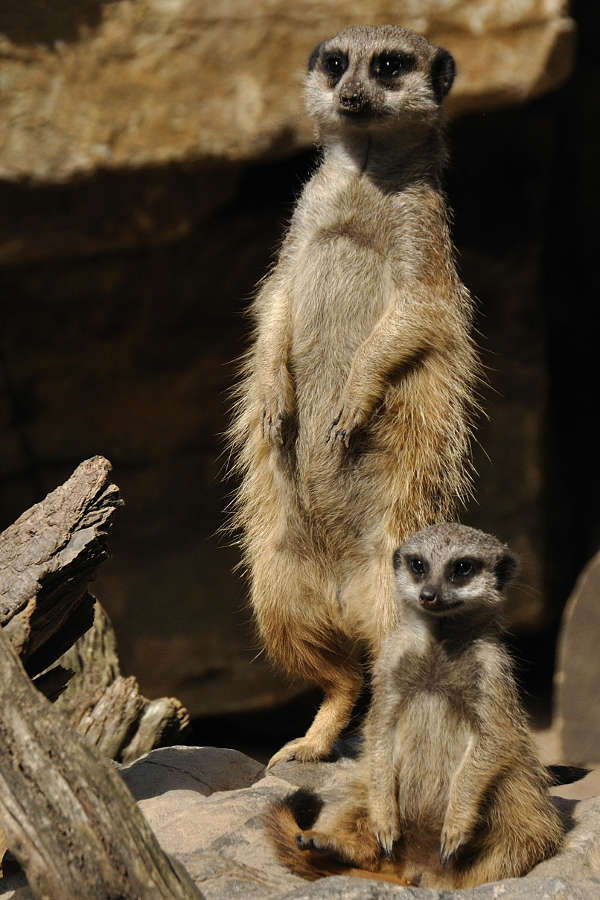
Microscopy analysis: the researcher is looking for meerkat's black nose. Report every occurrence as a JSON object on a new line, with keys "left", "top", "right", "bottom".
{"left": 419, "top": 588, "right": 438, "bottom": 608}
{"left": 339, "top": 85, "right": 366, "bottom": 112}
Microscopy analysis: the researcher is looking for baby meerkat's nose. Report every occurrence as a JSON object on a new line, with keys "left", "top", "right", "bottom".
{"left": 419, "top": 588, "right": 439, "bottom": 608}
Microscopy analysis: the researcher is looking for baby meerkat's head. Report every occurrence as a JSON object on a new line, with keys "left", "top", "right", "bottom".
{"left": 305, "top": 25, "right": 455, "bottom": 138}
{"left": 392, "top": 523, "right": 518, "bottom": 619}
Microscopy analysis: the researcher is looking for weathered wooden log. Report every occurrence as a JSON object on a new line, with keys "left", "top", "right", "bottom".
{"left": 0, "top": 455, "right": 121, "bottom": 673}
{"left": 0, "top": 457, "right": 189, "bottom": 762}
{"left": 52, "top": 598, "right": 190, "bottom": 764}
{"left": 0, "top": 622, "right": 202, "bottom": 899}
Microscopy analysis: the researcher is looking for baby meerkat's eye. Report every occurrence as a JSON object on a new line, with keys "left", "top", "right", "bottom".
{"left": 449, "top": 558, "right": 481, "bottom": 582}
{"left": 408, "top": 556, "right": 426, "bottom": 577}
{"left": 321, "top": 51, "right": 348, "bottom": 83}
{"left": 371, "top": 52, "right": 416, "bottom": 82}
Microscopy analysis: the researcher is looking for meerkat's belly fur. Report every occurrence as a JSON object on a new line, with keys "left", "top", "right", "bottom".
{"left": 230, "top": 25, "right": 479, "bottom": 766}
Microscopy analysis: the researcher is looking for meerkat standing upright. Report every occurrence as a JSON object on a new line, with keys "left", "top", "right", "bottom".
{"left": 230, "top": 26, "right": 480, "bottom": 766}
{"left": 268, "top": 525, "right": 563, "bottom": 888}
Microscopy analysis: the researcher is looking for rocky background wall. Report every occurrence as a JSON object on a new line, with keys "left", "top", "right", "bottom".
{"left": 0, "top": 1, "right": 596, "bottom": 754}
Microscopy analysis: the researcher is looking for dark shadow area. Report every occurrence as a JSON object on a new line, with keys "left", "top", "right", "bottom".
{"left": 0, "top": 159, "right": 242, "bottom": 269}
{"left": 188, "top": 685, "right": 369, "bottom": 765}
{"left": 0, "top": 1, "right": 111, "bottom": 47}
{"left": 542, "top": 0, "right": 600, "bottom": 613}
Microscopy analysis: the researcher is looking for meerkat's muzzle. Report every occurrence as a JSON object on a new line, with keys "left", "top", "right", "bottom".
{"left": 338, "top": 84, "right": 370, "bottom": 115}
{"left": 419, "top": 588, "right": 461, "bottom": 612}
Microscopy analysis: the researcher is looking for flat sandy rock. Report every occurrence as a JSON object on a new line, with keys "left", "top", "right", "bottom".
{"left": 118, "top": 746, "right": 600, "bottom": 899}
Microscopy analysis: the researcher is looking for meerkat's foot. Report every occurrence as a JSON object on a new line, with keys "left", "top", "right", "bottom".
{"left": 267, "top": 737, "right": 335, "bottom": 769}
{"left": 296, "top": 830, "right": 333, "bottom": 853}
{"left": 297, "top": 828, "right": 380, "bottom": 869}
{"left": 326, "top": 405, "right": 367, "bottom": 448}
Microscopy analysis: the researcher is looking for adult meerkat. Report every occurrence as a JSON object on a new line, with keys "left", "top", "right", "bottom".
{"left": 230, "top": 26, "right": 479, "bottom": 767}
{"left": 267, "top": 524, "right": 563, "bottom": 888}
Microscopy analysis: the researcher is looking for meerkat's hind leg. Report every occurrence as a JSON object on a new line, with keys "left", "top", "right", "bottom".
{"left": 451, "top": 772, "right": 563, "bottom": 888}
{"left": 267, "top": 639, "right": 364, "bottom": 768}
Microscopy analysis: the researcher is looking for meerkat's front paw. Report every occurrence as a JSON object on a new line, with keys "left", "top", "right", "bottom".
{"left": 327, "top": 405, "right": 367, "bottom": 448}
{"left": 369, "top": 804, "right": 400, "bottom": 858}
{"left": 373, "top": 823, "right": 400, "bottom": 859}
{"left": 262, "top": 396, "right": 291, "bottom": 446}
{"left": 439, "top": 820, "right": 470, "bottom": 865}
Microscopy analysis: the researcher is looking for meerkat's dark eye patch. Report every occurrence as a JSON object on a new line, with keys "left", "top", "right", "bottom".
{"left": 321, "top": 51, "right": 348, "bottom": 84}
{"left": 308, "top": 41, "right": 324, "bottom": 72}
{"left": 447, "top": 557, "right": 482, "bottom": 583}
{"left": 370, "top": 51, "right": 416, "bottom": 83}
{"left": 405, "top": 555, "right": 428, "bottom": 578}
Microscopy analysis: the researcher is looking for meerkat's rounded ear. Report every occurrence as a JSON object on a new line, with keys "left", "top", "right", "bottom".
{"left": 392, "top": 548, "right": 403, "bottom": 570}
{"left": 430, "top": 48, "right": 456, "bottom": 103}
{"left": 495, "top": 550, "right": 518, "bottom": 590}
{"left": 308, "top": 41, "right": 324, "bottom": 72}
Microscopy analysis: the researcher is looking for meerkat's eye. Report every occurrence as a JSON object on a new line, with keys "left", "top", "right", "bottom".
{"left": 321, "top": 51, "right": 348, "bottom": 84}
{"left": 407, "top": 556, "right": 427, "bottom": 577}
{"left": 371, "top": 52, "right": 416, "bottom": 82}
{"left": 449, "top": 557, "right": 481, "bottom": 582}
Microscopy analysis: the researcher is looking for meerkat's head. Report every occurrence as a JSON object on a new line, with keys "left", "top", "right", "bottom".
{"left": 305, "top": 25, "right": 455, "bottom": 139}
{"left": 392, "top": 523, "right": 518, "bottom": 620}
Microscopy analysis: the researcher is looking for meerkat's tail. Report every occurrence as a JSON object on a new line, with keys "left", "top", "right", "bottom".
{"left": 266, "top": 788, "right": 336, "bottom": 881}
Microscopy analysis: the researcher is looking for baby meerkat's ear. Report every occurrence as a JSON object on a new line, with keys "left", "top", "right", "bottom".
{"left": 308, "top": 41, "right": 324, "bottom": 71}
{"left": 495, "top": 550, "right": 518, "bottom": 591}
{"left": 430, "top": 48, "right": 456, "bottom": 103}
{"left": 392, "top": 548, "right": 403, "bottom": 570}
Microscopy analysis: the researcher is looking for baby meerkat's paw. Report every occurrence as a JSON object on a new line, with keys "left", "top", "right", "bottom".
{"left": 440, "top": 819, "right": 470, "bottom": 865}
{"left": 373, "top": 823, "right": 400, "bottom": 859}
{"left": 327, "top": 405, "right": 367, "bottom": 448}
{"left": 369, "top": 802, "right": 400, "bottom": 858}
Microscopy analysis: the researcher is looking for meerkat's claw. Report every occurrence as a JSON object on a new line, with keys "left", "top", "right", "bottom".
{"left": 439, "top": 826, "right": 466, "bottom": 865}
{"left": 375, "top": 831, "right": 396, "bottom": 858}
{"left": 262, "top": 403, "right": 289, "bottom": 446}
{"left": 327, "top": 405, "right": 367, "bottom": 447}
{"left": 326, "top": 409, "right": 343, "bottom": 443}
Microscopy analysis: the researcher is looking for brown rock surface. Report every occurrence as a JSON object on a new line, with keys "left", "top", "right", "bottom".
{"left": 0, "top": 1, "right": 575, "bottom": 186}
{"left": 116, "top": 748, "right": 600, "bottom": 899}
{"left": 555, "top": 549, "right": 600, "bottom": 766}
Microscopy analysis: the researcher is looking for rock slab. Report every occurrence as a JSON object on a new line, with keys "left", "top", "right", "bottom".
{"left": 555, "top": 548, "right": 600, "bottom": 766}
{"left": 122, "top": 747, "right": 600, "bottom": 899}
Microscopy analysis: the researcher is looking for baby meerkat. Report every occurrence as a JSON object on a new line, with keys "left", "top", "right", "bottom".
{"left": 267, "top": 524, "right": 563, "bottom": 888}
{"left": 230, "top": 25, "right": 480, "bottom": 767}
